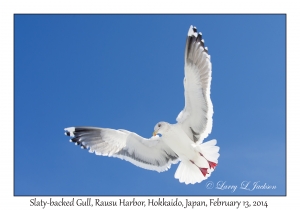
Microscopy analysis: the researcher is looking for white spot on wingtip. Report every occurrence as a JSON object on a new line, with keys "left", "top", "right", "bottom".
{"left": 64, "top": 127, "right": 75, "bottom": 137}
{"left": 81, "top": 146, "right": 84, "bottom": 149}
{"left": 75, "top": 142, "right": 78, "bottom": 145}
{"left": 205, "top": 47, "right": 208, "bottom": 51}
{"left": 69, "top": 140, "right": 72, "bottom": 142}
{"left": 201, "top": 39, "right": 205, "bottom": 43}
{"left": 188, "top": 25, "right": 197, "bottom": 37}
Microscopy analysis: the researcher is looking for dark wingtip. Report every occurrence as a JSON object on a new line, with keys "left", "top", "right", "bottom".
{"left": 186, "top": 25, "right": 209, "bottom": 57}
{"left": 66, "top": 127, "right": 102, "bottom": 150}
{"left": 192, "top": 26, "right": 197, "bottom": 33}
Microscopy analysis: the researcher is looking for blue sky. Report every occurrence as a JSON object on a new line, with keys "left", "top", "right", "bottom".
{"left": 14, "top": 14, "right": 286, "bottom": 196}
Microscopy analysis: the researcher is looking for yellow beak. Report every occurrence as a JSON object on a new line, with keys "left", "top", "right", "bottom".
{"left": 153, "top": 131, "right": 157, "bottom": 136}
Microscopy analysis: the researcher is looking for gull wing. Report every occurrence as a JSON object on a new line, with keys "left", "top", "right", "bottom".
{"left": 65, "top": 127, "right": 179, "bottom": 172}
{"left": 176, "top": 25, "right": 213, "bottom": 144}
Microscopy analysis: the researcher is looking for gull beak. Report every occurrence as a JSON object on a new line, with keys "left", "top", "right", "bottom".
{"left": 153, "top": 131, "right": 157, "bottom": 136}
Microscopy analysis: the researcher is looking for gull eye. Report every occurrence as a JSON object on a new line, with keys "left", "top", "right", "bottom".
{"left": 158, "top": 124, "right": 161, "bottom": 128}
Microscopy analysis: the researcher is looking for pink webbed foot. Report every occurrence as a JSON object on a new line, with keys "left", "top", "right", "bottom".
{"left": 199, "top": 167, "right": 209, "bottom": 177}
{"left": 208, "top": 161, "right": 217, "bottom": 169}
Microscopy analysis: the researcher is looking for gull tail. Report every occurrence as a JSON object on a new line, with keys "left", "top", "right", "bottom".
{"left": 174, "top": 139, "right": 219, "bottom": 184}
{"left": 174, "top": 159, "right": 208, "bottom": 184}
{"left": 195, "top": 139, "right": 220, "bottom": 172}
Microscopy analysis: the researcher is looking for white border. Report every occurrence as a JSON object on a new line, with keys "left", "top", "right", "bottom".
{"left": 1, "top": 0, "right": 296, "bottom": 209}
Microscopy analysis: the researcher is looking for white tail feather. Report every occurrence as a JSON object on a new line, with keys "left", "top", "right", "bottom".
{"left": 196, "top": 139, "right": 220, "bottom": 163}
{"left": 174, "top": 160, "right": 208, "bottom": 184}
{"left": 174, "top": 139, "right": 220, "bottom": 184}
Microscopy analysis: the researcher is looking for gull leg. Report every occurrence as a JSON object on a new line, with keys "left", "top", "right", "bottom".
{"left": 199, "top": 153, "right": 217, "bottom": 169}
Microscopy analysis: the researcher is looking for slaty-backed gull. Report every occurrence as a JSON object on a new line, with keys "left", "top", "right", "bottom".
{"left": 64, "top": 25, "right": 219, "bottom": 184}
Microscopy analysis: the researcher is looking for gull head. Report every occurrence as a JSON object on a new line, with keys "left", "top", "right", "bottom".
{"left": 153, "top": 121, "right": 170, "bottom": 136}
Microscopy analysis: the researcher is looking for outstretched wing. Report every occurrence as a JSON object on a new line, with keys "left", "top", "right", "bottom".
{"left": 65, "top": 127, "right": 179, "bottom": 172}
{"left": 176, "top": 25, "right": 213, "bottom": 144}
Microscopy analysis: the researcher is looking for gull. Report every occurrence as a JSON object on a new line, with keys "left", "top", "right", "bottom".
{"left": 64, "top": 25, "right": 219, "bottom": 184}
